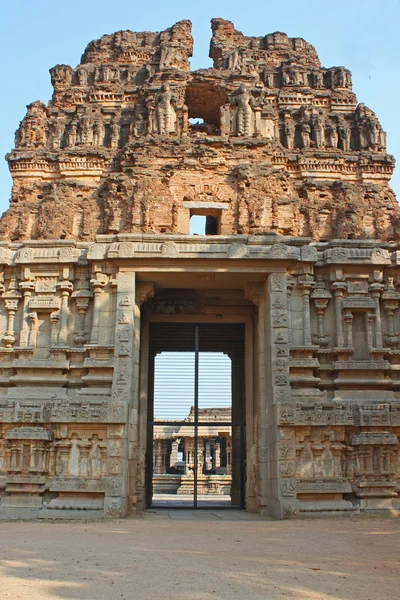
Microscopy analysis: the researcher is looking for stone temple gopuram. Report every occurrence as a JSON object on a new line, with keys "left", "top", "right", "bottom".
{"left": 0, "top": 18, "right": 400, "bottom": 519}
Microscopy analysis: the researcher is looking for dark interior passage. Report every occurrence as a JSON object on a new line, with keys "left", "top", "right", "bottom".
{"left": 146, "top": 323, "right": 245, "bottom": 509}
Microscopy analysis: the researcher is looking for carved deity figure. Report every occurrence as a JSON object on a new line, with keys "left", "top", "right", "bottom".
{"left": 283, "top": 115, "right": 295, "bottom": 150}
{"left": 16, "top": 101, "right": 48, "bottom": 148}
{"left": 89, "top": 435, "right": 102, "bottom": 476}
{"left": 68, "top": 438, "right": 80, "bottom": 477}
{"left": 227, "top": 48, "right": 241, "bottom": 71}
{"left": 77, "top": 67, "right": 88, "bottom": 86}
{"left": 79, "top": 114, "right": 94, "bottom": 145}
{"left": 50, "top": 65, "right": 73, "bottom": 89}
{"left": 109, "top": 120, "right": 120, "bottom": 148}
{"left": 93, "top": 117, "right": 105, "bottom": 146}
{"left": 338, "top": 117, "right": 351, "bottom": 151}
{"left": 234, "top": 84, "right": 253, "bottom": 136}
{"left": 301, "top": 122, "right": 311, "bottom": 148}
{"left": 262, "top": 68, "right": 275, "bottom": 88}
{"left": 311, "top": 112, "right": 324, "bottom": 148}
{"left": 155, "top": 84, "right": 176, "bottom": 135}
{"left": 336, "top": 67, "right": 347, "bottom": 88}
{"left": 325, "top": 122, "right": 339, "bottom": 149}
{"left": 51, "top": 118, "right": 65, "bottom": 150}
{"left": 66, "top": 121, "right": 78, "bottom": 147}
{"left": 312, "top": 70, "right": 324, "bottom": 88}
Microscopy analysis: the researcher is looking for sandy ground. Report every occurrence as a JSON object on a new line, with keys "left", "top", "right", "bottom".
{"left": 0, "top": 511, "right": 399, "bottom": 600}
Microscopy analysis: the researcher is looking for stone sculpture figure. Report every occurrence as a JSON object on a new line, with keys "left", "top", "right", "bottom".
{"left": 283, "top": 115, "right": 295, "bottom": 150}
{"left": 311, "top": 113, "right": 324, "bottom": 148}
{"left": 301, "top": 122, "right": 311, "bottom": 148}
{"left": 79, "top": 114, "right": 94, "bottom": 146}
{"left": 234, "top": 84, "right": 253, "bottom": 136}
{"left": 89, "top": 435, "right": 102, "bottom": 476}
{"left": 155, "top": 84, "right": 176, "bottom": 135}
{"left": 338, "top": 117, "right": 350, "bottom": 151}
{"left": 66, "top": 121, "right": 78, "bottom": 147}
{"left": 93, "top": 117, "right": 105, "bottom": 146}
{"left": 110, "top": 120, "right": 120, "bottom": 148}
{"left": 77, "top": 67, "right": 88, "bottom": 86}
{"left": 16, "top": 101, "right": 47, "bottom": 148}
{"left": 51, "top": 119, "right": 65, "bottom": 149}
{"left": 312, "top": 70, "right": 324, "bottom": 88}
{"left": 325, "top": 122, "right": 338, "bottom": 149}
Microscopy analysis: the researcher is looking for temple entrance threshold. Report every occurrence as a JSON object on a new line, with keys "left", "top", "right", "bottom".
{"left": 146, "top": 323, "right": 245, "bottom": 509}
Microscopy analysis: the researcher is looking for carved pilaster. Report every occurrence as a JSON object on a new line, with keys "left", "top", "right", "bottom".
{"left": 331, "top": 281, "right": 347, "bottom": 347}
{"left": 56, "top": 280, "right": 74, "bottom": 346}
{"left": 19, "top": 280, "right": 35, "bottom": 347}
{"left": 382, "top": 277, "right": 400, "bottom": 347}
{"left": 4, "top": 299, "right": 19, "bottom": 348}
{"left": 298, "top": 275, "right": 314, "bottom": 346}
{"left": 311, "top": 278, "right": 331, "bottom": 347}
{"left": 286, "top": 275, "right": 295, "bottom": 343}
{"left": 50, "top": 312, "right": 60, "bottom": 346}
{"left": 90, "top": 273, "right": 107, "bottom": 344}
{"left": 370, "top": 282, "right": 384, "bottom": 349}
{"left": 343, "top": 310, "right": 353, "bottom": 348}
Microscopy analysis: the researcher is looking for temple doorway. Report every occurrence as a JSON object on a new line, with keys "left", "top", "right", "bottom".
{"left": 146, "top": 322, "right": 246, "bottom": 509}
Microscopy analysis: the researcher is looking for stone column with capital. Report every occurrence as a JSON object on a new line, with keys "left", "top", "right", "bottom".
{"left": 370, "top": 282, "right": 384, "bottom": 349}
{"left": 72, "top": 284, "right": 92, "bottom": 346}
{"left": 382, "top": 279, "right": 400, "bottom": 347}
{"left": 311, "top": 281, "right": 332, "bottom": 347}
{"left": 89, "top": 272, "right": 107, "bottom": 344}
{"left": 19, "top": 280, "right": 35, "bottom": 347}
{"left": 4, "top": 299, "right": 19, "bottom": 348}
{"left": 331, "top": 281, "right": 347, "bottom": 347}
{"left": 56, "top": 279, "right": 73, "bottom": 347}
{"left": 298, "top": 275, "right": 315, "bottom": 346}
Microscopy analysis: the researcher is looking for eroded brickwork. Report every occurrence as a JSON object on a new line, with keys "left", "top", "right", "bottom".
{"left": 2, "top": 18, "right": 398, "bottom": 242}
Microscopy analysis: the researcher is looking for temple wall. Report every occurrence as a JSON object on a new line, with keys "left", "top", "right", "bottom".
{"left": 0, "top": 237, "right": 398, "bottom": 518}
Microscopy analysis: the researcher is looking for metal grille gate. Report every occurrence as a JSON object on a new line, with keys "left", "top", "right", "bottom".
{"left": 146, "top": 323, "right": 246, "bottom": 509}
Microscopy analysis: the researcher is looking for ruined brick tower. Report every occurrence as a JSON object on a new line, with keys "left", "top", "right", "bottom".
{"left": 0, "top": 19, "right": 399, "bottom": 519}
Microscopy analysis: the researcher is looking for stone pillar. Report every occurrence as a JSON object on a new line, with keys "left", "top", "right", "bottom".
{"left": 331, "top": 281, "right": 347, "bottom": 347}
{"left": 214, "top": 441, "right": 221, "bottom": 470}
{"left": 244, "top": 283, "right": 265, "bottom": 512}
{"left": 19, "top": 280, "right": 35, "bottom": 347}
{"left": 73, "top": 297, "right": 91, "bottom": 345}
{"left": 154, "top": 439, "right": 163, "bottom": 474}
{"left": 3, "top": 299, "right": 19, "bottom": 348}
{"left": 366, "top": 313, "right": 375, "bottom": 349}
{"left": 266, "top": 272, "right": 298, "bottom": 519}
{"left": 90, "top": 272, "right": 107, "bottom": 344}
{"left": 382, "top": 278, "right": 400, "bottom": 347}
{"left": 170, "top": 439, "right": 179, "bottom": 469}
{"left": 27, "top": 312, "right": 38, "bottom": 348}
{"left": 132, "top": 282, "right": 154, "bottom": 512}
{"left": 50, "top": 312, "right": 60, "bottom": 346}
{"left": 311, "top": 281, "right": 331, "bottom": 347}
{"left": 286, "top": 275, "right": 295, "bottom": 344}
{"left": 370, "top": 282, "right": 384, "bottom": 349}
{"left": 298, "top": 275, "right": 314, "bottom": 346}
{"left": 343, "top": 310, "right": 354, "bottom": 348}
{"left": 56, "top": 280, "right": 73, "bottom": 346}
{"left": 105, "top": 270, "right": 137, "bottom": 518}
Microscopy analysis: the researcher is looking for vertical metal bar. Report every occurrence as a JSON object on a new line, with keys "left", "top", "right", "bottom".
{"left": 240, "top": 424, "right": 246, "bottom": 510}
{"left": 194, "top": 324, "right": 199, "bottom": 509}
{"left": 145, "top": 421, "right": 153, "bottom": 508}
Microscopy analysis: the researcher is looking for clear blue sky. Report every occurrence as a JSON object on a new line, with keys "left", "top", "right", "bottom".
{"left": 1, "top": 0, "right": 399, "bottom": 217}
